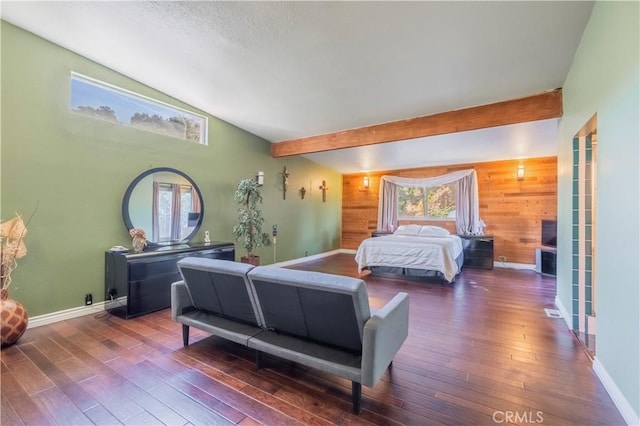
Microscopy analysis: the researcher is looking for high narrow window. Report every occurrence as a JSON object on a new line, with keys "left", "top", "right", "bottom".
{"left": 70, "top": 73, "right": 207, "bottom": 144}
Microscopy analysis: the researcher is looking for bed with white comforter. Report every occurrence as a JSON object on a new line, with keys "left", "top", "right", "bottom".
{"left": 355, "top": 226, "right": 464, "bottom": 283}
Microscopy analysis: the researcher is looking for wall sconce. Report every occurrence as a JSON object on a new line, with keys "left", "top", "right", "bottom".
{"left": 517, "top": 165, "right": 525, "bottom": 181}
{"left": 256, "top": 171, "right": 264, "bottom": 186}
{"left": 363, "top": 176, "right": 370, "bottom": 189}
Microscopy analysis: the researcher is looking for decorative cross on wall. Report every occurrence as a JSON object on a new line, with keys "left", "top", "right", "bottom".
{"left": 281, "top": 166, "right": 290, "bottom": 199}
{"left": 319, "top": 180, "right": 328, "bottom": 203}
{"left": 300, "top": 187, "right": 307, "bottom": 199}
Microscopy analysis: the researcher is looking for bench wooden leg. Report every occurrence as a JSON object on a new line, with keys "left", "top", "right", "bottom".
{"left": 255, "top": 351, "right": 263, "bottom": 369}
{"left": 182, "top": 324, "right": 189, "bottom": 346}
{"left": 352, "top": 381, "right": 362, "bottom": 414}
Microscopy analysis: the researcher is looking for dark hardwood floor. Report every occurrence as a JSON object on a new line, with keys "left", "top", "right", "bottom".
{"left": 1, "top": 254, "right": 624, "bottom": 425}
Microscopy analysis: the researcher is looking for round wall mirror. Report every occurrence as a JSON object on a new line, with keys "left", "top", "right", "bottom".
{"left": 122, "top": 167, "right": 204, "bottom": 245}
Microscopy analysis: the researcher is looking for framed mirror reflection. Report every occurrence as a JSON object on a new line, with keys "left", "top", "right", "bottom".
{"left": 122, "top": 167, "right": 204, "bottom": 245}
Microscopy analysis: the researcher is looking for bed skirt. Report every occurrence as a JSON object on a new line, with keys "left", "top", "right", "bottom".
{"left": 366, "top": 252, "right": 464, "bottom": 284}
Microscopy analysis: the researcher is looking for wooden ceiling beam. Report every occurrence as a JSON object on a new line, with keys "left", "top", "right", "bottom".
{"left": 271, "top": 89, "right": 562, "bottom": 157}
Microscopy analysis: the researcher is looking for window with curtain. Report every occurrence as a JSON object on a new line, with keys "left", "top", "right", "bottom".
{"left": 378, "top": 170, "right": 480, "bottom": 235}
{"left": 154, "top": 183, "right": 195, "bottom": 242}
{"left": 179, "top": 186, "right": 193, "bottom": 239}
{"left": 397, "top": 183, "right": 457, "bottom": 220}
{"left": 157, "top": 184, "right": 174, "bottom": 242}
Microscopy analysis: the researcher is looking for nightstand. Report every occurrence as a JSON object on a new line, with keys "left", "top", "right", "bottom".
{"left": 371, "top": 230, "right": 393, "bottom": 237}
{"left": 535, "top": 246, "right": 557, "bottom": 276}
{"left": 458, "top": 235, "right": 494, "bottom": 270}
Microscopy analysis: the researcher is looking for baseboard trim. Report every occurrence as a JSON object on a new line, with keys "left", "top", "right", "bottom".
{"left": 28, "top": 301, "right": 107, "bottom": 329}
{"left": 494, "top": 261, "right": 535, "bottom": 270}
{"left": 554, "top": 296, "right": 573, "bottom": 330}
{"left": 339, "top": 249, "right": 357, "bottom": 255}
{"left": 27, "top": 249, "right": 355, "bottom": 329}
{"left": 593, "top": 358, "right": 640, "bottom": 425}
{"left": 556, "top": 297, "right": 637, "bottom": 425}
{"left": 272, "top": 249, "right": 355, "bottom": 268}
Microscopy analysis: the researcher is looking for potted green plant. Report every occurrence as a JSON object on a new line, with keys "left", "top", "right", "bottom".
{"left": 232, "top": 178, "right": 271, "bottom": 265}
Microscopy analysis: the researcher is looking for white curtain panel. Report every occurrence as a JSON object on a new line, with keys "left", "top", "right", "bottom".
{"left": 377, "top": 179, "right": 398, "bottom": 232}
{"left": 376, "top": 169, "right": 483, "bottom": 235}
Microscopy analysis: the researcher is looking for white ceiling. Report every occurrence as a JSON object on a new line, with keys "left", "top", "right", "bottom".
{"left": 1, "top": 1, "right": 593, "bottom": 174}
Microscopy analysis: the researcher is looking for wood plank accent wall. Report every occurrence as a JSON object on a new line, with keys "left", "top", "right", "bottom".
{"left": 342, "top": 156, "right": 557, "bottom": 265}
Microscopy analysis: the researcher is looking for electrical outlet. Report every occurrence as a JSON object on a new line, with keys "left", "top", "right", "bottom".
{"left": 85, "top": 293, "right": 93, "bottom": 306}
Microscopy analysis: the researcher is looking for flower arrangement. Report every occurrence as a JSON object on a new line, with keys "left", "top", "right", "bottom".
{"left": 129, "top": 227, "right": 147, "bottom": 242}
{"left": 1, "top": 214, "right": 28, "bottom": 290}
{"left": 129, "top": 227, "right": 147, "bottom": 252}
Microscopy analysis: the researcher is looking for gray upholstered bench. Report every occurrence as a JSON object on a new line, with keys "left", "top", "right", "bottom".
{"left": 171, "top": 257, "right": 410, "bottom": 413}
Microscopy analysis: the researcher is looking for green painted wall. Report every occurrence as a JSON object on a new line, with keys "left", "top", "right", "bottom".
{"left": 1, "top": 21, "right": 342, "bottom": 316}
{"left": 557, "top": 1, "right": 639, "bottom": 420}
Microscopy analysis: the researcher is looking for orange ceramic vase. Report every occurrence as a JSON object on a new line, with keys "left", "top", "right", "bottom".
{"left": 1, "top": 289, "right": 28, "bottom": 348}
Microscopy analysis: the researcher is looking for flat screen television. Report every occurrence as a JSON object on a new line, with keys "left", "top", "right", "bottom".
{"left": 541, "top": 219, "right": 557, "bottom": 247}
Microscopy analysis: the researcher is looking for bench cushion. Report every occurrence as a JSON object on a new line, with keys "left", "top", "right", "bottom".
{"left": 248, "top": 266, "right": 371, "bottom": 353}
{"left": 178, "top": 258, "right": 261, "bottom": 326}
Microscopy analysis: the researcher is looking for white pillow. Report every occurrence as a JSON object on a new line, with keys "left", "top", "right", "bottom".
{"left": 394, "top": 224, "right": 422, "bottom": 236}
{"left": 418, "top": 225, "right": 450, "bottom": 237}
